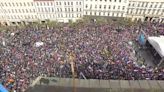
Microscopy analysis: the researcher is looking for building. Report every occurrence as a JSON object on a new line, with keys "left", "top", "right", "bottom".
{"left": 84, "top": 0, "right": 128, "bottom": 17}
{"left": 127, "top": 0, "right": 164, "bottom": 22}
{"left": 0, "top": 0, "right": 163, "bottom": 25}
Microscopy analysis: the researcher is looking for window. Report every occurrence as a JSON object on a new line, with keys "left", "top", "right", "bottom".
{"left": 86, "top": 4, "right": 88, "bottom": 8}
{"left": 122, "top": 6, "right": 125, "bottom": 10}
{"left": 8, "top": 3, "right": 11, "bottom": 6}
{"left": 94, "top": 12, "right": 96, "bottom": 15}
{"left": 116, "top": 13, "right": 119, "bottom": 17}
{"left": 115, "top": 0, "right": 116, "bottom": 2}
{"left": 105, "top": 0, "right": 107, "bottom": 2}
{"left": 132, "top": 3, "right": 135, "bottom": 7}
{"left": 119, "top": 0, "right": 121, "bottom": 2}
{"left": 28, "top": 2, "right": 30, "bottom": 6}
{"left": 154, "top": 2, "right": 158, "bottom": 8}
{"left": 159, "top": 3, "right": 162, "bottom": 8}
{"left": 19, "top": 9, "right": 21, "bottom": 13}
{"left": 104, "top": 5, "right": 106, "bottom": 9}
{"left": 64, "top": 2, "right": 66, "bottom": 5}
{"left": 138, "top": 3, "right": 140, "bottom": 7}
{"left": 141, "top": 2, "right": 144, "bottom": 7}
{"left": 60, "top": 2, "right": 61, "bottom": 5}
{"left": 90, "top": 5, "right": 92, "bottom": 9}
{"left": 12, "top": 3, "right": 15, "bottom": 6}
{"left": 68, "top": 2, "right": 69, "bottom": 5}
{"left": 121, "top": 13, "right": 123, "bottom": 17}
{"left": 71, "top": 2, "right": 73, "bottom": 5}
{"left": 118, "top": 6, "right": 120, "bottom": 9}
{"left": 76, "top": 2, "right": 78, "bottom": 5}
{"left": 150, "top": 3, "right": 153, "bottom": 8}
{"left": 5, "top": 3, "right": 7, "bottom": 6}
{"left": 79, "top": 2, "right": 81, "bottom": 5}
{"left": 94, "top": 5, "right": 97, "bottom": 9}
{"left": 72, "top": 8, "right": 73, "bottom": 12}
{"left": 68, "top": 8, "right": 70, "bottom": 12}
{"left": 15, "top": 9, "right": 17, "bottom": 13}
{"left": 22, "top": 9, "right": 24, "bottom": 13}
{"left": 77, "top": 8, "right": 78, "bottom": 12}
{"left": 57, "top": 8, "right": 59, "bottom": 12}
{"left": 99, "top": 5, "right": 101, "bottom": 9}
{"left": 109, "top": 5, "right": 111, "bottom": 9}
{"left": 24, "top": 2, "right": 26, "bottom": 6}
{"left": 90, "top": 12, "right": 92, "bottom": 15}
{"left": 145, "top": 2, "right": 148, "bottom": 7}
{"left": 1, "top": 3, "right": 4, "bottom": 7}
{"left": 80, "top": 8, "right": 82, "bottom": 12}
{"left": 60, "top": 8, "right": 62, "bottom": 12}
{"left": 26, "top": 9, "right": 28, "bottom": 13}
{"left": 31, "top": 2, "right": 34, "bottom": 6}
{"left": 56, "top": 2, "right": 58, "bottom": 5}
{"left": 113, "top": 6, "right": 115, "bottom": 9}
{"left": 65, "top": 8, "right": 67, "bottom": 12}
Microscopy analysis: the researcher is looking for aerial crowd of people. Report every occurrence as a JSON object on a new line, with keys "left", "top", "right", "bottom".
{"left": 0, "top": 20, "right": 164, "bottom": 92}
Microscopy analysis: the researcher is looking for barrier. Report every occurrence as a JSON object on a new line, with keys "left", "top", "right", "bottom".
{"left": 26, "top": 77, "right": 164, "bottom": 92}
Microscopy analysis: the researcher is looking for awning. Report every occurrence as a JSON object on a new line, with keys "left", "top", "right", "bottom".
{"left": 147, "top": 35, "right": 164, "bottom": 58}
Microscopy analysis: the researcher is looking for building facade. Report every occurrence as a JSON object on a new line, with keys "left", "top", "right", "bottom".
{"left": 0, "top": 0, "right": 163, "bottom": 25}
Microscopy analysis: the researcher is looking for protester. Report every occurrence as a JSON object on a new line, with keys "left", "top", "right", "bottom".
{"left": 0, "top": 21, "right": 163, "bottom": 92}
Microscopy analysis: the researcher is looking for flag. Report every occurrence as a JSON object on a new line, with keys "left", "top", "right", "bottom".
{"left": 0, "top": 84, "right": 8, "bottom": 92}
{"left": 138, "top": 33, "right": 146, "bottom": 45}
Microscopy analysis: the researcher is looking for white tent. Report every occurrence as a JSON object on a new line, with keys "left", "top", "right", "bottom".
{"left": 147, "top": 36, "right": 164, "bottom": 57}
{"left": 147, "top": 35, "right": 164, "bottom": 66}
{"left": 34, "top": 41, "right": 44, "bottom": 47}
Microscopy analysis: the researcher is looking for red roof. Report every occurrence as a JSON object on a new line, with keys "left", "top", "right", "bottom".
{"left": 34, "top": 0, "right": 54, "bottom": 1}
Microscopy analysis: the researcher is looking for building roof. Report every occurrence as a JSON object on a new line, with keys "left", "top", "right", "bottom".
{"left": 129, "top": 0, "right": 164, "bottom": 2}
{"left": 34, "top": 0, "right": 54, "bottom": 1}
{"left": 148, "top": 35, "right": 164, "bottom": 57}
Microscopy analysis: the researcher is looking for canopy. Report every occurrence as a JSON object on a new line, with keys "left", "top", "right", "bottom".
{"left": 0, "top": 84, "right": 8, "bottom": 92}
{"left": 34, "top": 41, "right": 44, "bottom": 47}
{"left": 147, "top": 35, "right": 164, "bottom": 57}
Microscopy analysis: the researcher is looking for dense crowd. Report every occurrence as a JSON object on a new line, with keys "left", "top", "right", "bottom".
{"left": 0, "top": 21, "right": 164, "bottom": 92}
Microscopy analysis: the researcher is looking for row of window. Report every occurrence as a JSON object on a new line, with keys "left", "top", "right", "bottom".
{"left": 128, "top": 9, "right": 163, "bottom": 15}
{"left": 5, "top": 13, "right": 82, "bottom": 19}
{"left": 56, "top": 8, "right": 82, "bottom": 12}
{"left": 86, "top": 4, "right": 125, "bottom": 10}
{"left": 86, "top": 0, "right": 126, "bottom": 3}
{"left": 1, "top": 2, "right": 33, "bottom": 7}
{"left": 57, "top": 14, "right": 82, "bottom": 18}
{"left": 129, "top": 2, "right": 163, "bottom": 8}
{"left": 0, "top": 1, "right": 83, "bottom": 7}
{"left": 1, "top": 8, "right": 83, "bottom": 13}
{"left": 56, "top": 1, "right": 82, "bottom": 6}
{"left": 85, "top": 11, "right": 124, "bottom": 17}
{"left": 4, "top": 9, "right": 35, "bottom": 13}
